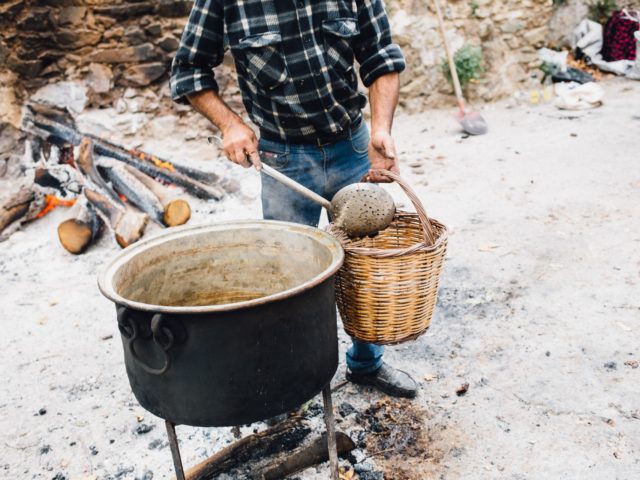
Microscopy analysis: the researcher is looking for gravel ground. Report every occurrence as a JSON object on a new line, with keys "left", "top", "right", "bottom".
{"left": 1, "top": 78, "right": 639, "bottom": 480}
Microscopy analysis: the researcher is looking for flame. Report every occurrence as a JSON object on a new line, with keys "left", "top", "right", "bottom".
{"left": 118, "top": 194, "right": 128, "bottom": 202}
{"left": 36, "top": 195, "right": 76, "bottom": 219}
{"left": 129, "top": 149, "right": 175, "bottom": 171}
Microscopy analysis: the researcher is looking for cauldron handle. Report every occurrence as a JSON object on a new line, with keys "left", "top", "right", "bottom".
{"left": 117, "top": 308, "right": 173, "bottom": 376}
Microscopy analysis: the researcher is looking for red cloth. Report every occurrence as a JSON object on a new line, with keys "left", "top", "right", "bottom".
{"left": 602, "top": 11, "right": 639, "bottom": 61}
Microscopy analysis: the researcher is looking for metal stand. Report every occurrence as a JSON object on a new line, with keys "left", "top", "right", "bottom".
{"left": 166, "top": 420, "right": 186, "bottom": 480}
{"left": 163, "top": 387, "right": 340, "bottom": 480}
{"left": 322, "top": 385, "right": 340, "bottom": 480}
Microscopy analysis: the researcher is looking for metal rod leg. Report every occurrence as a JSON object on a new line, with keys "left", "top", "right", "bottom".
{"left": 322, "top": 385, "right": 340, "bottom": 480}
{"left": 165, "top": 420, "right": 186, "bottom": 480}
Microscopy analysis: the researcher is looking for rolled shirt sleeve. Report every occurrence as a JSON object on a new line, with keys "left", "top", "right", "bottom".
{"left": 170, "top": 0, "right": 224, "bottom": 103}
{"left": 353, "top": 0, "right": 406, "bottom": 87}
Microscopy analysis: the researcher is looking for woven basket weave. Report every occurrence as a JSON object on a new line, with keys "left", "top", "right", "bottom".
{"left": 327, "top": 170, "right": 448, "bottom": 345}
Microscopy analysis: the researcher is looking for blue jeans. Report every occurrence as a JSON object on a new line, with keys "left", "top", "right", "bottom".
{"left": 259, "top": 122, "right": 384, "bottom": 374}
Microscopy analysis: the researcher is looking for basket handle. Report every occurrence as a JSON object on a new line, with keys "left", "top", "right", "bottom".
{"left": 370, "top": 169, "right": 437, "bottom": 246}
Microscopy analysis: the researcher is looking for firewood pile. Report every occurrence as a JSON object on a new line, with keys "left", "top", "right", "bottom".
{"left": 0, "top": 104, "right": 237, "bottom": 254}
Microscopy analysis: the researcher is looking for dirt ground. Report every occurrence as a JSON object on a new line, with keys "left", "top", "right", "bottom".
{"left": 1, "top": 77, "right": 639, "bottom": 480}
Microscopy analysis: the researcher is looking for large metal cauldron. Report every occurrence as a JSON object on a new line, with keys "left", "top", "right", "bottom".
{"left": 98, "top": 221, "right": 344, "bottom": 427}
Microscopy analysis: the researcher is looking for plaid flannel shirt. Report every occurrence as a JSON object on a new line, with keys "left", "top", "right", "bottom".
{"left": 170, "top": 0, "right": 405, "bottom": 142}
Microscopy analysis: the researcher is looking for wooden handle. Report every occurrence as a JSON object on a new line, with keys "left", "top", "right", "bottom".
{"left": 433, "top": 0, "right": 465, "bottom": 111}
{"left": 260, "top": 163, "right": 333, "bottom": 211}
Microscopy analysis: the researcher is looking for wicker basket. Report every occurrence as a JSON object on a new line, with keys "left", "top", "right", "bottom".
{"left": 327, "top": 170, "right": 448, "bottom": 345}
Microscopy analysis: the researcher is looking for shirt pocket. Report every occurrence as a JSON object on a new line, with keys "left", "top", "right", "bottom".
{"left": 235, "top": 32, "right": 288, "bottom": 91}
{"left": 322, "top": 18, "right": 360, "bottom": 74}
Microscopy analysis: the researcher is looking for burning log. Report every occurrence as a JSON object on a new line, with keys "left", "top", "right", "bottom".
{"left": 98, "top": 160, "right": 166, "bottom": 226}
{"left": 0, "top": 187, "right": 35, "bottom": 236}
{"left": 121, "top": 164, "right": 191, "bottom": 227}
{"left": 77, "top": 139, "right": 148, "bottom": 248}
{"left": 84, "top": 187, "right": 147, "bottom": 248}
{"left": 22, "top": 104, "right": 227, "bottom": 199}
{"left": 57, "top": 197, "right": 103, "bottom": 254}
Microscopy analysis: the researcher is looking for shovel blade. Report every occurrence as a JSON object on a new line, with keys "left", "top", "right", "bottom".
{"left": 455, "top": 111, "right": 488, "bottom": 135}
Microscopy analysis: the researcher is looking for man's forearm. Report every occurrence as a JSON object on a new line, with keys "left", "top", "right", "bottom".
{"left": 187, "top": 90, "right": 243, "bottom": 132}
{"left": 368, "top": 72, "right": 400, "bottom": 134}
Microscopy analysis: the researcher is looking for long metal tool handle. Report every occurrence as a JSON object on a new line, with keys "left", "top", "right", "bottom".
{"left": 322, "top": 385, "right": 340, "bottom": 480}
{"left": 207, "top": 135, "right": 332, "bottom": 211}
{"left": 260, "top": 163, "right": 332, "bottom": 211}
{"left": 433, "top": 0, "right": 466, "bottom": 113}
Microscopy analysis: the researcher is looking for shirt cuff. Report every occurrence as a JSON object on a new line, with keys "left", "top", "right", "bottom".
{"left": 170, "top": 65, "right": 220, "bottom": 104}
{"left": 358, "top": 44, "right": 406, "bottom": 87}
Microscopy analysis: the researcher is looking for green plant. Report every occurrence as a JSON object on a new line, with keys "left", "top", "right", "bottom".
{"left": 441, "top": 44, "right": 485, "bottom": 90}
{"left": 469, "top": 0, "right": 479, "bottom": 17}
{"left": 588, "top": 0, "right": 618, "bottom": 25}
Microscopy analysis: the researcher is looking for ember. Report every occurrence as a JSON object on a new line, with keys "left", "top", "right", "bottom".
{"left": 35, "top": 194, "right": 76, "bottom": 219}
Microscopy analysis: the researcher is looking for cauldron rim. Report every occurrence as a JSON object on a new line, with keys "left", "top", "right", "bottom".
{"left": 97, "top": 220, "right": 344, "bottom": 314}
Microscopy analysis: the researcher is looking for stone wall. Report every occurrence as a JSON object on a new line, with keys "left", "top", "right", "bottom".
{"left": 387, "top": 0, "right": 554, "bottom": 112}
{"left": 0, "top": 0, "right": 602, "bottom": 116}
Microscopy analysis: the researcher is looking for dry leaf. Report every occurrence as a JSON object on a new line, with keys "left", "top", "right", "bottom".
{"left": 478, "top": 243, "right": 499, "bottom": 252}
{"left": 424, "top": 374, "right": 436, "bottom": 382}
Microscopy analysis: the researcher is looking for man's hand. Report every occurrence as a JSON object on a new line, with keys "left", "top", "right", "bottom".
{"left": 186, "top": 90, "right": 262, "bottom": 169}
{"left": 367, "top": 129, "right": 399, "bottom": 183}
{"left": 222, "top": 119, "right": 262, "bottom": 169}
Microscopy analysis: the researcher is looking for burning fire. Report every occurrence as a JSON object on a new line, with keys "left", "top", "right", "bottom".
{"left": 130, "top": 149, "right": 175, "bottom": 172}
{"left": 35, "top": 195, "right": 76, "bottom": 219}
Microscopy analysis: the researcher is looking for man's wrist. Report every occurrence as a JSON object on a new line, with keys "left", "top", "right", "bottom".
{"left": 220, "top": 114, "right": 244, "bottom": 135}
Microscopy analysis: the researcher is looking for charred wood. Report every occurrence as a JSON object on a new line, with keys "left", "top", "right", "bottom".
{"left": 84, "top": 187, "right": 147, "bottom": 248}
{"left": 22, "top": 105, "right": 226, "bottom": 199}
{"left": 0, "top": 187, "right": 35, "bottom": 235}
{"left": 57, "top": 196, "right": 103, "bottom": 254}
{"left": 255, "top": 432, "right": 356, "bottom": 480}
{"left": 122, "top": 164, "right": 191, "bottom": 227}
{"left": 184, "top": 415, "right": 312, "bottom": 480}
{"left": 98, "top": 160, "right": 165, "bottom": 225}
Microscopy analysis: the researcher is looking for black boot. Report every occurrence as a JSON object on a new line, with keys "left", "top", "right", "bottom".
{"left": 347, "top": 362, "right": 418, "bottom": 398}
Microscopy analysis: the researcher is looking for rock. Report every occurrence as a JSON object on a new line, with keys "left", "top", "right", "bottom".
{"left": 89, "top": 445, "right": 99, "bottom": 456}
{"left": 478, "top": 19, "right": 494, "bottom": 40}
{"left": 125, "top": 26, "right": 147, "bottom": 46}
{"left": 38, "top": 407, "right": 47, "bottom": 415}
{"left": 156, "top": 1, "right": 193, "bottom": 17}
{"left": 57, "top": 7, "right": 86, "bottom": 27}
{"left": 135, "top": 423, "right": 155, "bottom": 435}
{"left": 88, "top": 43, "right": 159, "bottom": 64}
{"left": 604, "top": 361, "right": 617, "bottom": 370}
{"left": 120, "top": 62, "right": 167, "bottom": 87}
{"left": 32, "top": 81, "right": 89, "bottom": 114}
{"left": 523, "top": 26, "right": 547, "bottom": 48}
{"left": 16, "top": 8, "right": 53, "bottom": 31}
{"left": 52, "top": 474, "right": 67, "bottom": 480}
{"left": 148, "top": 438, "right": 167, "bottom": 450}
{"left": 501, "top": 20, "right": 525, "bottom": 34}
{"left": 338, "top": 402, "right": 356, "bottom": 417}
{"left": 347, "top": 448, "right": 367, "bottom": 465}
{"left": 354, "top": 458, "right": 376, "bottom": 473}
{"left": 157, "top": 35, "right": 180, "bottom": 52}
{"left": 360, "top": 472, "right": 384, "bottom": 480}
{"left": 135, "top": 470, "right": 154, "bottom": 480}
{"left": 39, "top": 444, "right": 51, "bottom": 454}
{"left": 93, "top": 3, "right": 154, "bottom": 20}
{"left": 86, "top": 63, "right": 113, "bottom": 93}
{"left": 103, "top": 27, "right": 125, "bottom": 41}
{"left": 144, "top": 23, "right": 163, "bottom": 37}
{"left": 54, "top": 29, "right": 102, "bottom": 49}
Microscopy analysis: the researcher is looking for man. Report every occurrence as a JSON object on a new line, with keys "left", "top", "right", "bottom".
{"left": 170, "top": 0, "right": 417, "bottom": 398}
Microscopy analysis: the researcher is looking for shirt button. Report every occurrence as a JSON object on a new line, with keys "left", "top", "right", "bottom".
{"left": 303, "top": 35, "right": 311, "bottom": 43}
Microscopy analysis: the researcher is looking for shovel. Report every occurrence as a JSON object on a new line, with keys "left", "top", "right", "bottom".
{"left": 433, "top": 0, "right": 488, "bottom": 135}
